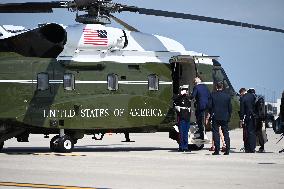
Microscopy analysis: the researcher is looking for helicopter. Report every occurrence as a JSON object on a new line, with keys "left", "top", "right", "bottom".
{"left": 0, "top": 0, "right": 283, "bottom": 153}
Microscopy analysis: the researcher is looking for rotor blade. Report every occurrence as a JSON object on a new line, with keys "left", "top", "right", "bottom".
{"left": 0, "top": 1, "right": 66, "bottom": 13}
{"left": 121, "top": 6, "right": 284, "bottom": 33}
{"left": 110, "top": 15, "right": 139, "bottom": 32}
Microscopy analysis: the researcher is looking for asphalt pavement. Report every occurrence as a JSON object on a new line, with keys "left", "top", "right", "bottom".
{"left": 0, "top": 128, "right": 284, "bottom": 189}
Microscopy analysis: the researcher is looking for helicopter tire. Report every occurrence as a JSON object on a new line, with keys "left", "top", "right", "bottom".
{"left": 57, "top": 135, "right": 74, "bottom": 153}
{"left": 188, "top": 144, "right": 204, "bottom": 151}
{"left": 50, "top": 135, "right": 60, "bottom": 152}
{"left": 0, "top": 142, "right": 4, "bottom": 152}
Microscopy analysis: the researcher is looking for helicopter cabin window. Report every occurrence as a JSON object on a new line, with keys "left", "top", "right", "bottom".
{"left": 0, "top": 32, "right": 3, "bottom": 37}
{"left": 37, "top": 73, "right": 49, "bottom": 91}
{"left": 63, "top": 73, "right": 75, "bottom": 91}
{"left": 107, "top": 73, "right": 118, "bottom": 91}
{"left": 148, "top": 74, "right": 159, "bottom": 91}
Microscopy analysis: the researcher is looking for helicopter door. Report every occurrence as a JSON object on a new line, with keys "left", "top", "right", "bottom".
{"left": 170, "top": 56, "right": 197, "bottom": 122}
{"left": 171, "top": 57, "right": 197, "bottom": 96}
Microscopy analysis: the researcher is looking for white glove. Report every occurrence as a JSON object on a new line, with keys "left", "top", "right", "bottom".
{"left": 175, "top": 106, "right": 181, "bottom": 112}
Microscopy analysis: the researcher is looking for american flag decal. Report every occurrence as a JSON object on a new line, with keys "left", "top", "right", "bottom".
{"left": 83, "top": 28, "right": 108, "bottom": 46}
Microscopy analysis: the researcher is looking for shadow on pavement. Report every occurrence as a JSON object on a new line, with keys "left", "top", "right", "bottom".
{"left": 1, "top": 146, "right": 177, "bottom": 154}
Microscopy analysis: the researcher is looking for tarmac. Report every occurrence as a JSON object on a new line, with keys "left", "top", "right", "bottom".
{"left": 0, "top": 128, "right": 284, "bottom": 189}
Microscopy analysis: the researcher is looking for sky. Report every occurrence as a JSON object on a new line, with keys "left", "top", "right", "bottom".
{"left": 1, "top": 0, "right": 284, "bottom": 101}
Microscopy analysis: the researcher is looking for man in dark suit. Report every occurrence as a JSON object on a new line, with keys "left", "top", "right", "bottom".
{"left": 191, "top": 77, "right": 210, "bottom": 140}
{"left": 239, "top": 88, "right": 249, "bottom": 152}
{"left": 248, "top": 88, "right": 267, "bottom": 153}
{"left": 240, "top": 88, "right": 257, "bottom": 153}
{"left": 209, "top": 81, "right": 232, "bottom": 155}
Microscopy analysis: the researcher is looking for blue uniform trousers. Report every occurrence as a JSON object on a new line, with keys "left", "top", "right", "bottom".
{"left": 212, "top": 119, "right": 230, "bottom": 152}
{"left": 179, "top": 119, "right": 190, "bottom": 150}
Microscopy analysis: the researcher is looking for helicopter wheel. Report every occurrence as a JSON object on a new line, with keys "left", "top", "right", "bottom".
{"left": 50, "top": 135, "right": 60, "bottom": 152}
{"left": 57, "top": 135, "right": 74, "bottom": 153}
{"left": 0, "top": 142, "right": 4, "bottom": 152}
{"left": 188, "top": 144, "right": 204, "bottom": 151}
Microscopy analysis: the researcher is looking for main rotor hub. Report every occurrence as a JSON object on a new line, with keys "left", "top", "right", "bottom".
{"left": 75, "top": 13, "right": 111, "bottom": 24}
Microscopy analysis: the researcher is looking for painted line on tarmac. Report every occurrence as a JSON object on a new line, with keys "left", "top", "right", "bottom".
{"left": 5, "top": 153, "right": 87, "bottom": 157}
{"left": 0, "top": 182, "right": 98, "bottom": 189}
{"left": 34, "top": 153, "right": 87, "bottom": 157}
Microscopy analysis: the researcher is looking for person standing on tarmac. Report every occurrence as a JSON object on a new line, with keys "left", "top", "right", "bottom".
{"left": 247, "top": 88, "right": 267, "bottom": 153}
{"left": 209, "top": 81, "right": 232, "bottom": 155}
{"left": 190, "top": 77, "right": 210, "bottom": 141}
{"left": 174, "top": 86, "right": 191, "bottom": 152}
{"left": 239, "top": 88, "right": 249, "bottom": 151}
{"left": 240, "top": 88, "right": 257, "bottom": 153}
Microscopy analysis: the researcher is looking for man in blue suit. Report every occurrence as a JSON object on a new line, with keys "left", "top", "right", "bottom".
{"left": 210, "top": 81, "right": 232, "bottom": 155}
{"left": 191, "top": 77, "right": 210, "bottom": 140}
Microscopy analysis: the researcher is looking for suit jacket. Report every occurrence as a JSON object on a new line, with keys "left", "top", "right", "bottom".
{"left": 240, "top": 92, "right": 256, "bottom": 120}
{"left": 210, "top": 90, "right": 232, "bottom": 121}
{"left": 191, "top": 83, "right": 210, "bottom": 111}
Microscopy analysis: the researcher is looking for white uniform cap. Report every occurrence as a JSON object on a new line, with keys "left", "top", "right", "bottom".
{"left": 179, "top": 85, "right": 189, "bottom": 90}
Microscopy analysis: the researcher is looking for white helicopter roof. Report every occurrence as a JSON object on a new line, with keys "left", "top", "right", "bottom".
{"left": 2, "top": 25, "right": 27, "bottom": 33}
{"left": 0, "top": 22, "right": 216, "bottom": 65}
{"left": 56, "top": 23, "right": 217, "bottom": 65}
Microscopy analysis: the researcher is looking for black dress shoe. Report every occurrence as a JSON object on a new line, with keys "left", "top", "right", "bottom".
{"left": 183, "top": 149, "right": 191, "bottom": 152}
{"left": 246, "top": 150, "right": 255, "bottom": 153}
{"left": 212, "top": 151, "right": 220, "bottom": 155}
{"left": 257, "top": 148, "right": 265, "bottom": 153}
{"left": 245, "top": 149, "right": 255, "bottom": 153}
{"left": 224, "top": 151, "right": 229, "bottom": 155}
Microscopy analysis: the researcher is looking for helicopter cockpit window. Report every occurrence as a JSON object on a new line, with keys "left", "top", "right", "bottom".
{"left": 107, "top": 73, "right": 118, "bottom": 91}
{"left": 37, "top": 73, "right": 49, "bottom": 91}
{"left": 63, "top": 73, "right": 75, "bottom": 91}
{"left": 0, "top": 32, "right": 3, "bottom": 37}
{"left": 213, "top": 67, "right": 235, "bottom": 96}
{"left": 148, "top": 74, "right": 159, "bottom": 91}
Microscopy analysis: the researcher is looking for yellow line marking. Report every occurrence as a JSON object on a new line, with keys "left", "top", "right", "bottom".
{"left": 34, "top": 153, "right": 87, "bottom": 157}
{"left": 5, "top": 153, "right": 86, "bottom": 157}
{"left": 0, "top": 182, "right": 97, "bottom": 189}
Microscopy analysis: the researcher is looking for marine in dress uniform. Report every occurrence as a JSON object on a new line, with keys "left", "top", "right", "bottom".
{"left": 174, "top": 86, "right": 191, "bottom": 152}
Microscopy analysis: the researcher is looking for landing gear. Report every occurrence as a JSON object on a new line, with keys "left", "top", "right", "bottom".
{"left": 57, "top": 135, "right": 74, "bottom": 153}
{"left": 188, "top": 144, "right": 204, "bottom": 151}
{"left": 0, "top": 142, "right": 4, "bottom": 151}
{"left": 122, "top": 133, "right": 135, "bottom": 142}
{"left": 50, "top": 135, "right": 60, "bottom": 152}
{"left": 169, "top": 125, "right": 206, "bottom": 151}
{"left": 50, "top": 130, "right": 74, "bottom": 153}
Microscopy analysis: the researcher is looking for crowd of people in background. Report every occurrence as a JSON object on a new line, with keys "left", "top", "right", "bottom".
{"left": 174, "top": 76, "right": 267, "bottom": 155}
